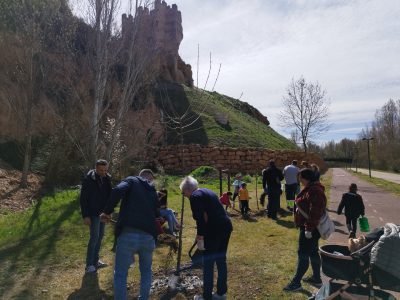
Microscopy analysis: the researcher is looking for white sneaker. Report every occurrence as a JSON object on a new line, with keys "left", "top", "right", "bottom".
{"left": 193, "top": 295, "right": 204, "bottom": 300}
{"left": 85, "top": 265, "right": 96, "bottom": 273}
{"left": 212, "top": 292, "right": 227, "bottom": 300}
{"left": 96, "top": 260, "right": 108, "bottom": 268}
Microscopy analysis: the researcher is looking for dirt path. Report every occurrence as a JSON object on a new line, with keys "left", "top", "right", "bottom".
{"left": 328, "top": 168, "right": 399, "bottom": 245}
{"left": 354, "top": 168, "right": 400, "bottom": 185}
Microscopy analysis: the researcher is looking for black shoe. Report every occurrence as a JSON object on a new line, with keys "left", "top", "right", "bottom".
{"left": 283, "top": 281, "right": 302, "bottom": 292}
{"left": 349, "top": 231, "right": 356, "bottom": 238}
{"left": 303, "top": 276, "right": 322, "bottom": 288}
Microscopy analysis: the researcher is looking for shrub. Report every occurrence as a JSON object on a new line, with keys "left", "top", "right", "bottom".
{"left": 242, "top": 174, "right": 253, "bottom": 183}
{"left": 190, "top": 166, "right": 218, "bottom": 178}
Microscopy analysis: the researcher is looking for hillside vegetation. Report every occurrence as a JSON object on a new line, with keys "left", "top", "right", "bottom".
{"left": 185, "top": 87, "right": 296, "bottom": 149}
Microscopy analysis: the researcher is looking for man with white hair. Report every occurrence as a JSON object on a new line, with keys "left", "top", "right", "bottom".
{"left": 180, "top": 176, "right": 233, "bottom": 300}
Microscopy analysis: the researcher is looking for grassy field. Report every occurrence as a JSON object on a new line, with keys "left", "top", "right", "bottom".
{"left": 348, "top": 170, "right": 400, "bottom": 197}
{"left": 0, "top": 172, "right": 332, "bottom": 299}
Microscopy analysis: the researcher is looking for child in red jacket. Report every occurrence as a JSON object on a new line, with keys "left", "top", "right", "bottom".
{"left": 219, "top": 191, "right": 232, "bottom": 211}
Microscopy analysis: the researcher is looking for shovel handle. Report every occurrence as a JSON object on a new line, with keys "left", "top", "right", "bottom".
{"left": 188, "top": 240, "right": 198, "bottom": 259}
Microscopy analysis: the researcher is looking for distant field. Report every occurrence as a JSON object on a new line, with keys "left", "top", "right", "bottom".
{"left": 0, "top": 172, "right": 332, "bottom": 299}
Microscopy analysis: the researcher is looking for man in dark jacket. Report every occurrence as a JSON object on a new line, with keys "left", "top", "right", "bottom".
{"left": 80, "top": 159, "right": 112, "bottom": 273}
{"left": 180, "top": 176, "right": 233, "bottom": 300}
{"left": 262, "top": 160, "right": 284, "bottom": 219}
{"left": 100, "top": 169, "right": 158, "bottom": 300}
{"left": 337, "top": 183, "right": 365, "bottom": 238}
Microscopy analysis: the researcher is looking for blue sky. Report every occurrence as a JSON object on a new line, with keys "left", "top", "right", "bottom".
{"left": 72, "top": 0, "right": 400, "bottom": 144}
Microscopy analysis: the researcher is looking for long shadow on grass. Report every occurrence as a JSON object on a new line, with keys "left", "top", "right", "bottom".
{"left": 0, "top": 191, "right": 79, "bottom": 298}
{"left": 298, "top": 289, "right": 314, "bottom": 298}
{"left": 67, "top": 273, "right": 112, "bottom": 300}
{"left": 276, "top": 219, "right": 296, "bottom": 229}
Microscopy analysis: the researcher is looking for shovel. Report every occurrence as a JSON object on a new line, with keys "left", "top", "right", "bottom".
{"left": 168, "top": 239, "right": 204, "bottom": 290}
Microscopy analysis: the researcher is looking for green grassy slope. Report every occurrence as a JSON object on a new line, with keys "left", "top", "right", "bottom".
{"left": 184, "top": 87, "right": 296, "bottom": 149}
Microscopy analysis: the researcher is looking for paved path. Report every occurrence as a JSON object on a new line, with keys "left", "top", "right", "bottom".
{"left": 353, "top": 168, "right": 400, "bottom": 184}
{"left": 323, "top": 168, "right": 400, "bottom": 299}
{"left": 328, "top": 168, "right": 399, "bottom": 245}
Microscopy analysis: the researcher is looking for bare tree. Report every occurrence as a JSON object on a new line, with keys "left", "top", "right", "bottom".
{"left": 0, "top": 1, "right": 59, "bottom": 187}
{"left": 104, "top": 0, "right": 156, "bottom": 170}
{"left": 279, "top": 76, "right": 330, "bottom": 153}
{"left": 86, "top": 0, "right": 120, "bottom": 164}
{"left": 158, "top": 48, "right": 221, "bottom": 274}
{"left": 161, "top": 50, "right": 221, "bottom": 147}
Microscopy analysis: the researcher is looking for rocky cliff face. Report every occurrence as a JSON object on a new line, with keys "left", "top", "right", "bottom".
{"left": 122, "top": 0, "right": 193, "bottom": 86}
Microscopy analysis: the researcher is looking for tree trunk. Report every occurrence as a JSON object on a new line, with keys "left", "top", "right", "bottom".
{"left": 21, "top": 97, "right": 33, "bottom": 188}
{"left": 303, "top": 138, "right": 308, "bottom": 154}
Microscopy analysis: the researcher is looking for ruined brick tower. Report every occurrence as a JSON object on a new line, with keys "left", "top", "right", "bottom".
{"left": 121, "top": 0, "right": 193, "bottom": 87}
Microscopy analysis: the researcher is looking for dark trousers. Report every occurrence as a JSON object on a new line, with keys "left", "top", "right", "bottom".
{"left": 292, "top": 227, "right": 321, "bottom": 284}
{"left": 267, "top": 188, "right": 281, "bottom": 218}
{"left": 285, "top": 183, "right": 298, "bottom": 200}
{"left": 232, "top": 192, "right": 238, "bottom": 202}
{"left": 203, "top": 229, "right": 232, "bottom": 300}
{"left": 346, "top": 216, "right": 358, "bottom": 234}
{"left": 240, "top": 200, "right": 249, "bottom": 215}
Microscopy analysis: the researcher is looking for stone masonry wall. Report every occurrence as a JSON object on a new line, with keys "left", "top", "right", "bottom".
{"left": 147, "top": 145, "right": 327, "bottom": 175}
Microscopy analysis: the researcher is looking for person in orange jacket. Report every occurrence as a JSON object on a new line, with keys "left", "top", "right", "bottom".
{"left": 239, "top": 183, "right": 250, "bottom": 217}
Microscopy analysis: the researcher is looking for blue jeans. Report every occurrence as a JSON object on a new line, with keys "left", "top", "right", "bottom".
{"left": 114, "top": 231, "right": 155, "bottom": 300}
{"left": 86, "top": 216, "right": 105, "bottom": 267}
{"left": 159, "top": 208, "right": 178, "bottom": 234}
{"left": 292, "top": 227, "right": 321, "bottom": 284}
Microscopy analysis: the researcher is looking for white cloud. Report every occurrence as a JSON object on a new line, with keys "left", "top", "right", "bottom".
{"left": 173, "top": 0, "right": 400, "bottom": 143}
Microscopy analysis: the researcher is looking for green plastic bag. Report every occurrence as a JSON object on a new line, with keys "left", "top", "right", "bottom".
{"left": 359, "top": 216, "right": 370, "bottom": 232}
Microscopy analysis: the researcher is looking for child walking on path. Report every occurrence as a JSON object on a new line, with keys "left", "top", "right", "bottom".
{"left": 337, "top": 183, "right": 365, "bottom": 238}
{"left": 239, "top": 183, "right": 250, "bottom": 217}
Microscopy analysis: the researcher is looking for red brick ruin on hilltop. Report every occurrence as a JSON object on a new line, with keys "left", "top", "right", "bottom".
{"left": 121, "top": 0, "right": 193, "bottom": 86}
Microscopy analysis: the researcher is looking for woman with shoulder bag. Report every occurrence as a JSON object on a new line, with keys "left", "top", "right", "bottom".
{"left": 284, "top": 168, "right": 327, "bottom": 292}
